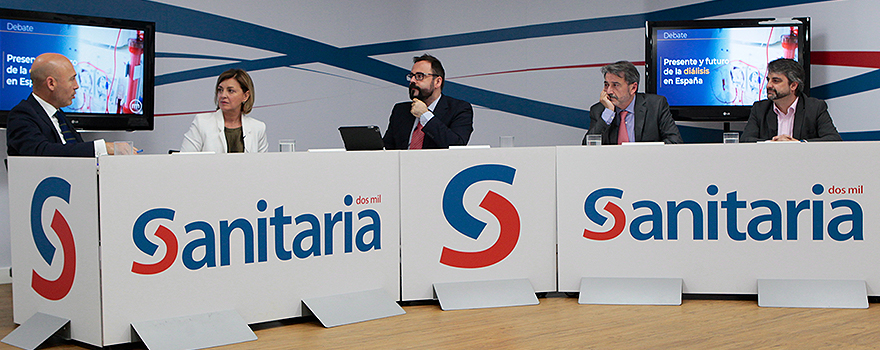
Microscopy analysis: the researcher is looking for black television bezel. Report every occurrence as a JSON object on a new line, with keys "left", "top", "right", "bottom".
{"left": 0, "top": 8, "right": 155, "bottom": 131}
{"left": 645, "top": 18, "right": 810, "bottom": 122}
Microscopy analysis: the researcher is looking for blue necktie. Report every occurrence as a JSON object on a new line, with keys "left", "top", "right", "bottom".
{"left": 55, "top": 111, "right": 78, "bottom": 144}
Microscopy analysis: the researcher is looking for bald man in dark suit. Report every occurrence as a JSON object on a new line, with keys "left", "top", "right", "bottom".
{"left": 7, "top": 53, "right": 113, "bottom": 157}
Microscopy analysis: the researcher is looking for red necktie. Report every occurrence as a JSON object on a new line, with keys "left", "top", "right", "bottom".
{"left": 617, "top": 110, "right": 629, "bottom": 145}
{"left": 409, "top": 122, "right": 424, "bottom": 149}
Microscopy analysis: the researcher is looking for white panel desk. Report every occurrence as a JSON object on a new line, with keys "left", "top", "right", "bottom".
{"left": 9, "top": 142, "right": 880, "bottom": 346}
{"left": 557, "top": 142, "right": 879, "bottom": 294}
{"left": 9, "top": 152, "right": 400, "bottom": 346}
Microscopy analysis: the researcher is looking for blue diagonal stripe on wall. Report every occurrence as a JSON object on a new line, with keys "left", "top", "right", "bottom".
{"left": 811, "top": 70, "right": 880, "bottom": 100}
{"left": 344, "top": 0, "right": 833, "bottom": 56}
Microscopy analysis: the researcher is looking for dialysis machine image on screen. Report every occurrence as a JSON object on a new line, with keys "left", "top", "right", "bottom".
{"left": 645, "top": 18, "right": 810, "bottom": 122}
{"left": 0, "top": 8, "right": 155, "bottom": 130}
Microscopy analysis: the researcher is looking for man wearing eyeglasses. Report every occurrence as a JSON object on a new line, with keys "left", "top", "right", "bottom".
{"left": 382, "top": 54, "right": 474, "bottom": 149}
{"left": 582, "top": 60, "right": 682, "bottom": 145}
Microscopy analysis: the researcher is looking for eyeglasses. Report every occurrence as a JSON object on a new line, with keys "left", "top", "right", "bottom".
{"left": 406, "top": 72, "right": 439, "bottom": 82}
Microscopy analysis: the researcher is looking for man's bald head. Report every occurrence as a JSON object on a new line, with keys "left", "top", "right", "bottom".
{"left": 30, "top": 53, "right": 79, "bottom": 108}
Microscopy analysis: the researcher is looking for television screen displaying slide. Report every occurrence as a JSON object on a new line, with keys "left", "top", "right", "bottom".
{"left": 0, "top": 9, "right": 155, "bottom": 130}
{"left": 645, "top": 18, "right": 810, "bottom": 121}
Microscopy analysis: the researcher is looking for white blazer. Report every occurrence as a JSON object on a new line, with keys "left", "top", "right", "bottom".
{"left": 180, "top": 110, "right": 268, "bottom": 153}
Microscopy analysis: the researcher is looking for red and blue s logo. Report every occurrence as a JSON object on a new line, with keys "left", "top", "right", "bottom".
{"left": 30, "top": 177, "right": 77, "bottom": 300}
{"left": 583, "top": 188, "right": 626, "bottom": 240}
{"left": 441, "top": 164, "right": 520, "bottom": 268}
{"left": 131, "top": 208, "right": 177, "bottom": 275}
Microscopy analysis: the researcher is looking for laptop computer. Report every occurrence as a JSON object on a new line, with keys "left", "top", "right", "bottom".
{"left": 338, "top": 125, "right": 385, "bottom": 151}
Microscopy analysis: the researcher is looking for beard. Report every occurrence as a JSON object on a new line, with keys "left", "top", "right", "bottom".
{"left": 409, "top": 82, "right": 433, "bottom": 101}
{"left": 767, "top": 88, "right": 790, "bottom": 100}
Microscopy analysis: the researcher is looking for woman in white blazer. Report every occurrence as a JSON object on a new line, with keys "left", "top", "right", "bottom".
{"left": 181, "top": 69, "right": 268, "bottom": 153}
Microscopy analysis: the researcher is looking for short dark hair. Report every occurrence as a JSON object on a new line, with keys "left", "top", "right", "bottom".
{"left": 601, "top": 60, "right": 640, "bottom": 86}
{"left": 767, "top": 58, "right": 805, "bottom": 95}
{"left": 215, "top": 68, "right": 255, "bottom": 114}
{"left": 413, "top": 54, "right": 445, "bottom": 89}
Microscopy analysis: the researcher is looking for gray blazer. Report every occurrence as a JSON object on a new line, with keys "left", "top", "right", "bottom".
{"left": 582, "top": 93, "right": 683, "bottom": 145}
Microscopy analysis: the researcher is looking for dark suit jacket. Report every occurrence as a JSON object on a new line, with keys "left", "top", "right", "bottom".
{"left": 383, "top": 95, "right": 474, "bottom": 149}
{"left": 6, "top": 94, "right": 95, "bottom": 157}
{"left": 740, "top": 95, "right": 841, "bottom": 142}
{"left": 582, "top": 93, "right": 683, "bottom": 145}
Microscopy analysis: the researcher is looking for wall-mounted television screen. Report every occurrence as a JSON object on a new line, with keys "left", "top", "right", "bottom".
{"left": 645, "top": 18, "right": 810, "bottom": 122}
{"left": 0, "top": 8, "right": 155, "bottom": 130}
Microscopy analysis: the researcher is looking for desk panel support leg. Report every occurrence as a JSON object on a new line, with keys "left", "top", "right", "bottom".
{"left": 130, "top": 309, "right": 256, "bottom": 350}
{"left": 578, "top": 277, "right": 682, "bottom": 305}
{"left": 433, "top": 278, "right": 539, "bottom": 310}
{"left": 302, "top": 289, "right": 405, "bottom": 328}
{"left": 1, "top": 312, "right": 70, "bottom": 350}
{"left": 757, "top": 279, "right": 868, "bottom": 308}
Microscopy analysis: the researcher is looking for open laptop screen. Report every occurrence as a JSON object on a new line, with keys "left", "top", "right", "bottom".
{"left": 338, "top": 125, "right": 384, "bottom": 151}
